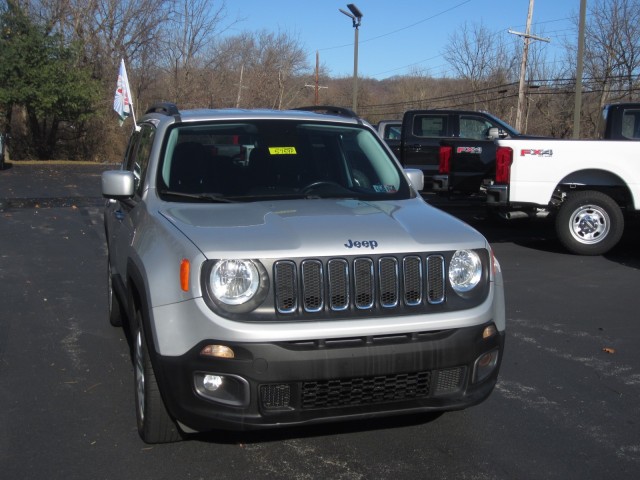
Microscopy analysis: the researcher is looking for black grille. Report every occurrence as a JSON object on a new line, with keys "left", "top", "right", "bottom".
{"left": 274, "top": 261, "right": 297, "bottom": 313}
{"left": 301, "top": 371, "right": 431, "bottom": 409}
{"left": 434, "top": 367, "right": 465, "bottom": 394}
{"left": 260, "top": 384, "right": 292, "bottom": 409}
{"left": 259, "top": 367, "right": 467, "bottom": 412}
{"left": 328, "top": 259, "right": 349, "bottom": 310}
{"left": 274, "top": 254, "right": 446, "bottom": 314}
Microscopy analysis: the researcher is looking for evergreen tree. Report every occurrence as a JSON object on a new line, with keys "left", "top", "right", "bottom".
{"left": 0, "top": 2, "right": 99, "bottom": 159}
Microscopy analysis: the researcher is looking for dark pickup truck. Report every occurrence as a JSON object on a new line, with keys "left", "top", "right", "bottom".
{"left": 400, "top": 109, "right": 524, "bottom": 195}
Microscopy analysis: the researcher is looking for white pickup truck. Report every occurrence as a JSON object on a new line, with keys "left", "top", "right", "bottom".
{"left": 486, "top": 103, "right": 640, "bottom": 255}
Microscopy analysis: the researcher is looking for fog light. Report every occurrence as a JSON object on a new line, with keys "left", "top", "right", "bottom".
{"left": 203, "top": 374, "right": 223, "bottom": 392}
{"left": 200, "top": 344, "right": 235, "bottom": 359}
{"left": 194, "top": 372, "right": 249, "bottom": 407}
{"left": 473, "top": 348, "right": 499, "bottom": 383}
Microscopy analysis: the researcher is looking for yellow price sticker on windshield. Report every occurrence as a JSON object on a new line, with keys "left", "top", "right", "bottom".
{"left": 268, "top": 147, "right": 297, "bottom": 155}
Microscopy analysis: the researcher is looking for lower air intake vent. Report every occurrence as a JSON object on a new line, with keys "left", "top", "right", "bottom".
{"left": 301, "top": 371, "right": 431, "bottom": 409}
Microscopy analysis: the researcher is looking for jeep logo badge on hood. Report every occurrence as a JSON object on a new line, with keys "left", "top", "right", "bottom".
{"left": 344, "top": 239, "right": 378, "bottom": 250}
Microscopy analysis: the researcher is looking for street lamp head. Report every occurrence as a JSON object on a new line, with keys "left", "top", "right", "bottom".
{"left": 347, "top": 4, "right": 363, "bottom": 19}
{"left": 339, "top": 4, "right": 362, "bottom": 28}
{"left": 339, "top": 3, "right": 362, "bottom": 113}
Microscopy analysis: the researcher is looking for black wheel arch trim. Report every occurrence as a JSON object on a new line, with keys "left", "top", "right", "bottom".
{"left": 125, "top": 257, "right": 177, "bottom": 416}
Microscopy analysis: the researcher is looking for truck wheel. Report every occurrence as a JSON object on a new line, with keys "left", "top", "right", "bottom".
{"left": 107, "top": 258, "right": 123, "bottom": 327}
{"left": 133, "top": 310, "right": 182, "bottom": 443}
{"left": 555, "top": 190, "right": 624, "bottom": 255}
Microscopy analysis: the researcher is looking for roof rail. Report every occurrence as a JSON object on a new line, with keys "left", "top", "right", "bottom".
{"left": 294, "top": 105, "right": 359, "bottom": 119}
{"left": 145, "top": 102, "right": 180, "bottom": 116}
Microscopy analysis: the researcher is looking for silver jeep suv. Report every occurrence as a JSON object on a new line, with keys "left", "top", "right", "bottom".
{"left": 102, "top": 103, "right": 505, "bottom": 443}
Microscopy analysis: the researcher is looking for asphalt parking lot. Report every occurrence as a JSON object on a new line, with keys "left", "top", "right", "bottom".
{"left": 1, "top": 162, "right": 639, "bottom": 480}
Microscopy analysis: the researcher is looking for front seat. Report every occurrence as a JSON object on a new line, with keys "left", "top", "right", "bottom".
{"left": 170, "top": 142, "right": 207, "bottom": 192}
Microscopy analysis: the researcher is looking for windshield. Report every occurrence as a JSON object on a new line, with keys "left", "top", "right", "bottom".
{"left": 157, "top": 120, "right": 413, "bottom": 202}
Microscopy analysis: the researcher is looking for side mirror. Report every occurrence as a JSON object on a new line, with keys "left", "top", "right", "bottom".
{"left": 102, "top": 170, "right": 135, "bottom": 199}
{"left": 404, "top": 168, "right": 424, "bottom": 192}
{"left": 487, "top": 127, "right": 509, "bottom": 140}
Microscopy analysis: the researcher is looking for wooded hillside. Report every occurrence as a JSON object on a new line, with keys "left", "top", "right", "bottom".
{"left": 1, "top": 0, "right": 638, "bottom": 161}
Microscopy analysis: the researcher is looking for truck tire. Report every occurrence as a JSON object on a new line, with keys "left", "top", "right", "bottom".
{"left": 555, "top": 190, "right": 624, "bottom": 255}
{"left": 133, "top": 309, "right": 182, "bottom": 443}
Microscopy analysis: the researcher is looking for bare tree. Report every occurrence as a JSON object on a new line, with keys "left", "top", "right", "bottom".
{"left": 581, "top": 0, "right": 640, "bottom": 107}
{"left": 162, "top": 0, "right": 237, "bottom": 105}
{"left": 442, "top": 21, "right": 516, "bottom": 108}
{"left": 216, "top": 30, "right": 308, "bottom": 109}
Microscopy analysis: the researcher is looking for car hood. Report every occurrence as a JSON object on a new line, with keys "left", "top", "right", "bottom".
{"left": 159, "top": 198, "right": 486, "bottom": 258}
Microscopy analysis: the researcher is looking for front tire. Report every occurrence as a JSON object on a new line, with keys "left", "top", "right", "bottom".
{"left": 555, "top": 190, "right": 624, "bottom": 255}
{"left": 133, "top": 310, "right": 182, "bottom": 444}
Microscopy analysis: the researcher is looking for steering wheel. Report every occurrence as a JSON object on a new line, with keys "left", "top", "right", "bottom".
{"left": 302, "top": 181, "right": 344, "bottom": 194}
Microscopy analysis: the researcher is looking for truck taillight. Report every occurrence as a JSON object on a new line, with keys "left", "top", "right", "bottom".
{"left": 439, "top": 146, "right": 452, "bottom": 174}
{"left": 495, "top": 147, "right": 513, "bottom": 184}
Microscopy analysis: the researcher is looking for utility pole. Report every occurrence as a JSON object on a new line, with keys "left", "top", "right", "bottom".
{"left": 304, "top": 51, "right": 327, "bottom": 105}
{"left": 573, "top": 0, "right": 587, "bottom": 138}
{"left": 235, "top": 65, "right": 245, "bottom": 108}
{"left": 509, "top": 0, "right": 549, "bottom": 132}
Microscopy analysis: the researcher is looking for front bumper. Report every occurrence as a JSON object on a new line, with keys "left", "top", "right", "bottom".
{"left": 153, "top": 322, "right": 505, "bottom": 432}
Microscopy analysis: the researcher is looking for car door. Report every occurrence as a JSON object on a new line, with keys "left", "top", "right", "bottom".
{"left": 401, "top": 112, "right": 449, "bottom": 189}
{"left": 106, "top": 124, "right": 155, "bottom": 280}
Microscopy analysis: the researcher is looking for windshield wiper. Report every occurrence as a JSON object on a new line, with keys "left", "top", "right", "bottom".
{"left": 159, "top": 190, "right": 236, "bottom": 203}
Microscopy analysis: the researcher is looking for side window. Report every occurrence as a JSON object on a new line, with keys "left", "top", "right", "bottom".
{"left": 384, "top": 124, "right": 401, "bottom": 140}
{"left": 122, "top": 130, "right": 140, "bottom": 169}
{"left": 412, "top": 115, "right": 447, "bottom": 137}
{"left": 621, "top": 109, "right": 640, "bottom": 139}
{"left": 124, "top": 124, "right": 155, "bottom": 196}
{"left": 460, "top": 116, "right": 493, "bottom": 140}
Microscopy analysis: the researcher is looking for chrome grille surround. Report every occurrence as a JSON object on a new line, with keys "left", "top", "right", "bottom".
{"left": 273, "top": 254, "right": 449, "bottom": 315}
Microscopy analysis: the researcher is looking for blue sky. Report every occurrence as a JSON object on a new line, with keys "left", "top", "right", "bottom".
{"left": 228, "top": 0, "right": 580, "bottom": 79}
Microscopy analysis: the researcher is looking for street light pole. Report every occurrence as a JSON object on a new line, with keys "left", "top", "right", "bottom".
{"left": 339, "top": 4, "right": 363, "bottom": 113}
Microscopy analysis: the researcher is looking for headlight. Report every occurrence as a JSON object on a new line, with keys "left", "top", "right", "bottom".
{"left": 449, "top": 249, "right": 482, "bottom": 294}
{"left": 210, "top": 259, "right": 260, "bottom": 305}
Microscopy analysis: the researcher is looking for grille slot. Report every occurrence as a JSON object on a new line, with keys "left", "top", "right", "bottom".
{"left": 274, "top": 261, "right": 297, "bottom": 313}
{"left": 427, "top": 255, "right": 445, "bottom": 304}
{"left": 403, "top": 255, "right": 423, "bottom": 306}
{"left": 379, "top": 257, "right": 399, "bottom": 307}
{"left": 301, "top": 260, "right": 323, "bottom": 312}
{"left": 273, "top": 254, "right": 446, "bottom": 315}
{"left": 328, "top": 259, "right": 349, "bottom": 311}
{"left": 354, "top": 258, "right": 374, "bottom": 309}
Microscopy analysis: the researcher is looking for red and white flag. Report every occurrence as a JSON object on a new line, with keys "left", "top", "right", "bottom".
{"left": 113, "top": 59, "right": 133, "bottom": 126}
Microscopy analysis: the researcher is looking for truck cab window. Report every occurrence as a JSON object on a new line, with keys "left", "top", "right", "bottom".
{"left": 413, "top": 115, "right": 447, "bottom": 137}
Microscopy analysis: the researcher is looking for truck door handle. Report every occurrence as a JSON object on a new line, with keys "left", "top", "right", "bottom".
{"left": 410, "top": 144, "right": 422, "bottom": 151}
